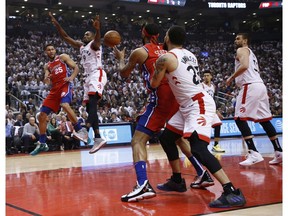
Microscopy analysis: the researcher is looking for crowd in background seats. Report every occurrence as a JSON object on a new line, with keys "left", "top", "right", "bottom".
{"left": 5, "top": 27, "right": 282, "bottom": 154}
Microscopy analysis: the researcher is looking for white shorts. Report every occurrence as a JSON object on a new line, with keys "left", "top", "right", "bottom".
{"left": 83, "top": 69, "right": 107, "bottom": 102}
{"left": 211, "top": 113, "right": 222, "bottom": 128}
{"left": 166, "top": 92, "right": 216, "bottom": 143}
{"left": 235, "top": 82, "right": 272, "bottom": 122}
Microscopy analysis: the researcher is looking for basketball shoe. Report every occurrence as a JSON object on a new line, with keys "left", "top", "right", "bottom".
{"left": 239, "top": 150, "right": 264, "bottom": 166}
{"left": 269, "top": 151, "right": 282, "bottom": 165}
{"left": 212, "top": 144, "right": 225, "bottom": 153}
{"left": 30, "top": 142, "right": 49, "bottom": 156}
{"left": 209, "top": 189, "right": 246, "bottom": 208}
{"left": 190, "top": 170, "right": 214, "bottom": 189}
{"left": 157, "top": 178, "right": 187, "bottom": 192}
{"left": 89, "top": 138, "right": 107, "bottom": 154}
{"left": 73, "top": 128, "right": 88, "bottom": 143}
{"left": 121, "top": 180, "right": 156, "bottom": 202}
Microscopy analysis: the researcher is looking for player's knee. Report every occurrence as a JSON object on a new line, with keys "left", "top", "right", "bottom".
{"left": 189, "top": 131, "right": 222, "bottom": 173}
{"left": 38, "top": 112, "right": 47, "bottom": 122}
{"left": 259, "top": 121, "right": 276, "bottom": 138}
{"left": 235, "top": 118, "right": 252, "bottom": 137}
{"left": 60, "top": 102, "right": 70, "bottom": 110}
{"left": 159, "top": 128, "right": 181, "bottom": 161}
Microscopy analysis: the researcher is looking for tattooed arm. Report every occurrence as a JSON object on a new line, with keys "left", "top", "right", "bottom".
{"left": 151, "top": 53, "right": 177, "bottom": 88}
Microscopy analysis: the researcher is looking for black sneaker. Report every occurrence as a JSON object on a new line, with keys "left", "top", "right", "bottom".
{"left": 121, "top": 180, "right": 156, "bottom": 202}
{"left": 190, "top": 170, "right": 215, "bottom": 189}
{"left": 157, "top": 178, "right": 187, "bottom": 192}
{"left": 209, "top": 189, "right": 246, "bottom": 208}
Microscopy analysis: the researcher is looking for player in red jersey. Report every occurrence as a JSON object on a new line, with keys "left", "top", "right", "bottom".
{"left": 113, "top": 23, "right": 180, "bottom": 202}
{"left": 30, "top": 44, "right": 87, "bottom": 156}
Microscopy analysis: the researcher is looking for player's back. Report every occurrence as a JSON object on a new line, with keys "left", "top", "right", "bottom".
{"left": 166, "top": 48, "right": 207, "bottom": 107}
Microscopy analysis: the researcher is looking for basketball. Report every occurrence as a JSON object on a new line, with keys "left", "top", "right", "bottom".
{"left": 103, "top": 30, "right": 121, "bottom": 47}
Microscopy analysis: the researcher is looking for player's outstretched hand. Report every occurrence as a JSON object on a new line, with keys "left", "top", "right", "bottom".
{"left": 113, "top": 46, "right": 126, "bottom": 61}
{"left": 48, "top": 12, "right": 59, "bottom": 26}
{"left": 92, "top": 15, "right": 100, "bottom": 30}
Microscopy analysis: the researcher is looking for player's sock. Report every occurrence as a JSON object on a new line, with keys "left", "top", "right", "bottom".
{"left": 39, "top": 134, "right": 46, "bottom": 144}
{"left": 135, "top": 161, "right": 147, "bottom": 186}
{"left": 171, "top": 172, "right": 182, "bottom": 183}
{"left": 271, "top": 138, "right": 282, "bottom": 152}
{"left": 245, "top": 138, "right": 258, "bottom": 152}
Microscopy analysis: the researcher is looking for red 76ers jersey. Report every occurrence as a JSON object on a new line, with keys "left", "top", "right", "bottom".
{"left": 47, "top": 55, "right": 72, "bottom": 88}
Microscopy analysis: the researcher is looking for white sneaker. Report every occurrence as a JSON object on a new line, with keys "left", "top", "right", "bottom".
{"left": 89, "top": 138, "right": 107, "bottom": 154}
{"left": 239, "top": 150, "right": 264, "bottom": 166}
{"left": 269, "top": 151, "right": 282, "bottom": 165}
{"left": 73, "top": 128, "right": 88, "bottom": 143}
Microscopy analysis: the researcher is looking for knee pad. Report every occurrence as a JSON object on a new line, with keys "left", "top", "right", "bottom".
{"left": 159, "top": 128, "right": 181, "bottom": 161}
{"left": 189, "top": 131, "right": 222, "bottom": 174}
{"left": 235, "top": 118, "right": 252, "bottom": 137}
{"left": 259, "top": 121, "right": 276, "bottom": 138}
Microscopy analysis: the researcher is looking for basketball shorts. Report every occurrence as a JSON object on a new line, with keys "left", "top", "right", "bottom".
{"left": 166, "top": 92, "right": 216, "bottom": 143}
{"left": 235, "top": 82, "right": 272, "bottom": 122}
{"left": 136, "top": 83, "right": 179, "bottom": 136}
{"left": 42, "top": 84, "right": 72, "bottom": 113}
{"left": 83, "top": 69, "right": 107, "bottom": 103}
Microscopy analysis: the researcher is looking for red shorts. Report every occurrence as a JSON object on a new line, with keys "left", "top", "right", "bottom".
{"left": 42, "top": 84, "right": 72, "bottom": 113}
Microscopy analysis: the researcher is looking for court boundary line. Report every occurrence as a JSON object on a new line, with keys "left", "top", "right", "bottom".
{"left": 6, "top": 202, "right": 42, "bottom": 216}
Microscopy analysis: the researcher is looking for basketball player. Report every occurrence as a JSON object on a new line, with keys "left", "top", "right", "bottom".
{"left": 49, "top": 13, "right": 107, "bottom": 153}
{"left": 30, "top": 44, "right": 87, "bottom": 156}
{"left": 151, "top": 26, "right": 246, "bottom": 208}
{"left": 113, "top": 23, "right": 182, "bottom": 202}
{"left": 202, "top": 70, "right": 225, "bottom": 153}
{"left": 226, "top": 33, "right": 282, "bottom": 166}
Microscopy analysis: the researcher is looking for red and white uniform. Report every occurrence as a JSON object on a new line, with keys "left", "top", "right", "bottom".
{"left": 165, "top": 48, "right": 216, "bottom": 143}
{"left": 80, "top": 41, "right": 107, "bottom": 102}
{"left": 42, "top": 55, "right": 72, "bottom": 113}
{"left": 234, "top": 48, "right": 272, "bottom": 122}
{"left": 202, "top": 82, "right": 222, "bottom": 128}
{"left": 136, "top": 43, "right": 179, "bottom": 134}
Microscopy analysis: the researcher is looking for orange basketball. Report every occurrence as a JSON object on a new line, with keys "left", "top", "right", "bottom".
{"left": 103, "top": 30, "right": 121, "bottom": 47}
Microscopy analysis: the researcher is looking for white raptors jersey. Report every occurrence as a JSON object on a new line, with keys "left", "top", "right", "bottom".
{"left": 80, "top": 41, "right": 103, "bottom": 75}
{"left": 166, "top": 48, "right": 208, "bottom": 108}
{"left": 202, "top": 82, "right": 215, "bottom": 97}
{"left": 234, "top": 47, "right": 263, "bottom": 87}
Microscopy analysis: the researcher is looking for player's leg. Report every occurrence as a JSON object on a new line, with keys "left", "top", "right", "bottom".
{"left": 87, "top": 72, "right": 108, "bottom": 154}
{"left": 189, "top": 131, "right": 246, "bottom": 208}
{"left": 30, "top": 92, "right": 62, "bottom": 156}
{"left": 156, "top": 128, "right": 187, "bottom": 192}
{"left": 121, "top": 128, "right": 156, "bottom": 202}
{"left": 234, "top": 84, "right": 263, "bottom": 166}
{"left": 60, "top": 88, "right": 88, "bottom": 143}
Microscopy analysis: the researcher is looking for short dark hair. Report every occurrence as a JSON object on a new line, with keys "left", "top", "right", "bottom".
{"left": 168, "top": 25, "right": 186, "bottom": 45}
{"left": 143, "top": 23, "right": 159, "bottom": 36}
{"left": 44, "top": 43, "right": 54, "bottom": 51}
{"left": 203, "top": 69, "right": 212, "bottom": 75}
{"left": 237, "top": 33, "right": 250, "bottom": 45}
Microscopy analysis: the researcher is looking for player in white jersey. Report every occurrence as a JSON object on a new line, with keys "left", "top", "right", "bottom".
{"left": 151, "top": 25, "right": 246, "bottom": 208}
{"left": 202, "top": 70, "right": 225, "bottom": 153}
{"left": 49, "top": 13, "right": 107, "bottom": 153}
{"left": 226, "top": 33, "right": 282, "bottom": 166}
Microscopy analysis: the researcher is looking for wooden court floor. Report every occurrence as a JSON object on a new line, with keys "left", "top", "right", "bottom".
{"left": 6, "top": 136, "right": 283, "bottom": 216}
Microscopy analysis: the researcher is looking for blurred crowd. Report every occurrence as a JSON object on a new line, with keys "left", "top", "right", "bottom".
{"left": 5, "top": 28, "right": 282, "bottom": 154}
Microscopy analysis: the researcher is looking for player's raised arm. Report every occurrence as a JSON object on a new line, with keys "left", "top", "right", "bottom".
{"left": 48, "top": 12, "right": 82, "bottom": 49}
{"left": 90, "top": 15, "right": 101, "bottom": 51}
{"left": 113, "top": 47, "right": 147, "bottom": 78}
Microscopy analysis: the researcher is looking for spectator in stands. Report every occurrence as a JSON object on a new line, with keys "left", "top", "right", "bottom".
{"left": 6, "top": 119, "right": 14, "bottom": 155}
{"left": 14, "top": 114, "right": 24, "bottom": 127}
{"left": 59, "top": 115, "right": 80, "bottom": 150}
{"left": 47, "top": 116, "right": 63, "bottom": 151}
{"left": 25, "top": 98, "right": 37, "bottom": 115}
{"left": 21, "top": 116, "right": 40, "bottom": 153}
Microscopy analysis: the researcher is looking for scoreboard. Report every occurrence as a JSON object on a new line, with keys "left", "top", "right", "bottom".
{"left": 259, "top": 1, "right": 282, "bottom": 9}
{"left": 147, "top": 0, "right": 186, "bottom": 7}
